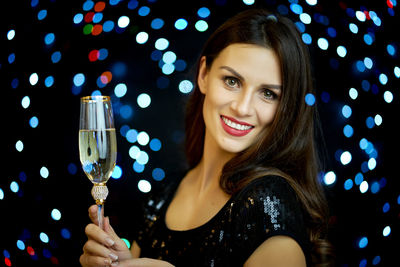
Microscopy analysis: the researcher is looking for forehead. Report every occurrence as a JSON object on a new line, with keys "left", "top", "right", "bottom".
{"left": 211, "top": 43, "right": 282, "bottom": 84}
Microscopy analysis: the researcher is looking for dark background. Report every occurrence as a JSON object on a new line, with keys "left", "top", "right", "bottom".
{"left": 1, "top": 0, "right": 399, "bottom": 266}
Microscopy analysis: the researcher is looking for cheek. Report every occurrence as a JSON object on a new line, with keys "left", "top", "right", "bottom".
{"left": 205, "top": 81, "right": 229, "bottom": 108}
{"left": 258, "top": 103, "right": 279, "bottom": 128}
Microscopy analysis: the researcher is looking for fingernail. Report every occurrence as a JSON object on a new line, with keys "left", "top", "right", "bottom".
{"left": 104, "top": 258, "right": 112, "bottom": 265}
{"left": 111, "top": 262, "right": 119, "bottom": 267}
{"left": 109, "top": 253, "right": 118, "bottom": 261}
{"left": 105, "top": 237, "right": 115, "bottom": 247}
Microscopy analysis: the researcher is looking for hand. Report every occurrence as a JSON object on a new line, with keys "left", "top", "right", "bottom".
{"left": 80, "top": 205, "right": 132, "bottom": 267}
{"left": 111, "top": 258, "right": 175, "bottom": 267}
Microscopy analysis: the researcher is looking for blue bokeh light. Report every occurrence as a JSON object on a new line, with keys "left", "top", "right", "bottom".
{"left": 120, "top": 105, "right": 133, "bottom": 119}
{"left": 363, "top": 33, "right": 374, "bottom": 45}
{"left": 387, "top": 44, "right": 396, "bottom": 56}
{"left": 382, "top": 202, "right": 390, "bottom": 213}
{"left": 198, "top": 7, "right": 211, "bottom": 18}
{"left": 138, "top": 6, "right": 150, "bottom": 16}
{"left": 73, "top": 13, "right": 84, "bottom": 24}
{"left": 175, "top": 18, "right": 188, "bottom": 30}
{"left": 155, "top": 38, "right": 169, "bottom": 51}
{"left": 302, "top": 33, "right": 312, "bottom": 44}
{"left": 61, "top": 228, "right": 71, "bottom": 239}
{"left": 152, "top": 168, "right": 165, "bottom": 181}
{"left": 51, "top": 209, "right": 61, "bottom": 221}
{"left": 150, "top": 138, "right": 162, "bottom": 151}
{"left": 327, "top": 27, "right": 337, "bottom": 37}
{"left": 372, "top": 256, "right": 381, "bottom": 265}
{"left": 126, "top": 129, "right": 138, "bottom": 143}
{"left": 290, "top": 3, "right": 303, "bottom": 14}
{"left": 317, "top": 38, "right": 329, "bottom": 50}
{"left": 349, "top": 23, "right": 358, "bottom": 34}
{"left": 82, "top": 0, "right": 94, "bottom": 11}
{"left": 300, "top": 13, "right": 312, "bottom": 24}
{"left": 44, "top": 76, "right": 54, "bottom": 87}
{"left": 323, "top": 171, "right": 336, "bottom": 185}
{"left": 103, "top": 20, "right": 115, "bottom": 32}
{"left": 127, "top": 0, "right": 138, "bottom": 9}
{"left": 7, "top": 29, "right": 16, "bottom": 40}
{"left": 195, "top": 20, "right": 208, "bottom": 32}
{"left": 111, "top": 165, "right": 123, "bottom": 179}
{"left": 151, "top": 18, "right": 164, "bottom": 29}
{"left": 379, "top": 73, "right": 388, "bottom": 85}
{"left": 44, "top": 33, "right": 55, "bottom": 45}
{"left": 305, "top": 93, "right": 316, "bottom": 106}
{"left": 40, "top": 232, "right": 49, "bottom": 243}
{"left": 17, "top": 240, "right": 25, "bottom": 250}
{"left": 10, "top": 181, "right": 19, "bottom": 193}
{"left": 342, "top": 105, "right": 352, "bottom": 118}
{"left": 73, "top": 73, "right": 85, "bottom": 87}
{"left": 51, "top": 51, "right": 62, "bottom": 63}
{"left": 355, "top": 173, "right": 364, "bottom": 185}
{"left": 114, "top": 83, "right": 127, "bottom": 97}
{"left": 344, "top": 179, "right": 353, "bottom": 190}
{"left": 358, "top": 237, "right": 368, "bottom": 248}
{"left": 29, "top": 116, "right": 39, "bottom": 128}
{"left": 337, "top": 46, "right": 347, "bottom": 57}
{"left": 343, "top": 124, "right": 353, "bottom": 138}
{"left": 366, "top": 116, "right": 375, "bottom": 129}
{"left": 370, "top": 181, "right": 380, "bottom": 194}
{"left": 2, "top": 1, "right": 398, "bottom": 265}
{"left": 383, "top": 226, "right": 391, "bottom": 237}
{"left": 133, "top": 161, "right": 145, "bottom": 173}
{"left": 8, "top": 53, "right": 15, "bottom": 64}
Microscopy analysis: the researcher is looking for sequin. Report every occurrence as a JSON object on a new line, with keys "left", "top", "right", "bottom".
{"left": 133, "top": 175, "right": 310, "bottom": 266}
{"left": 263, "top": 195, "right": 281, "bottom": 230}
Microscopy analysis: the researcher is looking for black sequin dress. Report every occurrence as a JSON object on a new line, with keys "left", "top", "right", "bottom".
{"left": 134, "top": 174, "right": 311, "bottom": 266}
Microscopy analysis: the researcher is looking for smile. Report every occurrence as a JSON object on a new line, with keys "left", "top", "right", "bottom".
{"left": 220, "top": 115, "right": 254, "bottom": 137}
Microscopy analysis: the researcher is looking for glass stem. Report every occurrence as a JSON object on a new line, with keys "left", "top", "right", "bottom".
{"left": 97, "top": 203, "right": 103, "bottom": 230}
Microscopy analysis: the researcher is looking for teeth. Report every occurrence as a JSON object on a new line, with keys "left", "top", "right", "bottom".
{"left": 222, "top": 116, "right": 252, "bottom": 131}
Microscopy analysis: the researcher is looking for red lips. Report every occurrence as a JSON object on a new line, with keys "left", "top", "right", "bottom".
{"left": 220, "top": 115, "right": 254, "bottom": 137}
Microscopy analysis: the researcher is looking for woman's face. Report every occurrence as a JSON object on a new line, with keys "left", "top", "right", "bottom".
{"left": 198, "top": 43, "right": 282, "bottom": 155}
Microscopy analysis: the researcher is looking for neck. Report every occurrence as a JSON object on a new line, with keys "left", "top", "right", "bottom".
{"left": 191, "top": 130, "right": 234, "bottom": 194}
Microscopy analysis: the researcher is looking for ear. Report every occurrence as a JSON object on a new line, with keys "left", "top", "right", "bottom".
{"left": 197, "top": 56, "right": 208, "bottom": 94}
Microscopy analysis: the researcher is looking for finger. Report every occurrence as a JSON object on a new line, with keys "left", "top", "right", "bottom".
{"left": 85, "top": 223, "right": 116, "bottom": 248}
{"left": 111, "top": 258, "right": 175, "bottom": 267}
{"left": 80, "top": 253, "right": 113, "bottom": 267}
{"left": 104, "top": 217, "right": 120, "bottom": 240}
{"left": 104, "top": 217, "right": 129, "bottom": 251}
{"left": 88, "top": 205, "right": 104, "bottom": 225}
{"left": 83, "top": 240, "right": 119, "bottom": 261}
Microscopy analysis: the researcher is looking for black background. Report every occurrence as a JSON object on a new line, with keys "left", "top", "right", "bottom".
{"left": 1, "top": 0, "right": 399, "bottom": 266}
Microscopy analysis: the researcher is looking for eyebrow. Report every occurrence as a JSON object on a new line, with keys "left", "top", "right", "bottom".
{"left": 219, "top": 66, "right": 282, "bottom": 90}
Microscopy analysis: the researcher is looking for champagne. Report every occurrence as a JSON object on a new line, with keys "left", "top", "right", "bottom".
{"left": 79, "top": 128, "right": 117, "bottom": 184}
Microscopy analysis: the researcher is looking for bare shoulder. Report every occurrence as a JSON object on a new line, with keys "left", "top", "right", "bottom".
{"left": 244, "top": 235, "right": 306, "bottom": 267}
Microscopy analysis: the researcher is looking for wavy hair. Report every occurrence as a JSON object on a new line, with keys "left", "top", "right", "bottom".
{"left": 184, "top": 9, "right": 334, "bottom": 266}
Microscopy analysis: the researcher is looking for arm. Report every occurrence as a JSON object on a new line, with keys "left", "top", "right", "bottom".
{"left": 244, "top": 235, "right": 306, "bottom": 267}
{"left": 130, "top": 241, "right": 141, "bottom": 258}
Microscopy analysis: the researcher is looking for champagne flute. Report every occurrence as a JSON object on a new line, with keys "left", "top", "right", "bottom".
{"left": 79, "top": 95, "right": 117, "bottom": 230}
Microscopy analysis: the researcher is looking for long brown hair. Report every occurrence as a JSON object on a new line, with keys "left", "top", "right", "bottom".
{"left": 185, "top": 9, "right": 334, "bottom": 266}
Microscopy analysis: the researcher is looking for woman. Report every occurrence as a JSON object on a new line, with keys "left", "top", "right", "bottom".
{"left": 80, "top": 9, "right": 333, "bottom": 267}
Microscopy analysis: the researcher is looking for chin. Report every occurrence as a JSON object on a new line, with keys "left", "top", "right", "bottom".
{"left": 218, "top": 137, "right": 250, "bottom": 154}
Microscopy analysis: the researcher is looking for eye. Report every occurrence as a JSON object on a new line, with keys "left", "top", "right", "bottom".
{"left": 262, "top": 89, "right": 278, "bottom": 100}
{"left": 223, "top": 76, "right": 240, "bottom": 88}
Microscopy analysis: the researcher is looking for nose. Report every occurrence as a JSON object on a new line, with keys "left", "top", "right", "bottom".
{"left": 231, "top": 89, "right": 254, "bottom": 116}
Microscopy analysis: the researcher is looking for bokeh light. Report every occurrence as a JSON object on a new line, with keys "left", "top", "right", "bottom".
{"left": 2, "top": 1, "right": 398, "bottom": 266}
